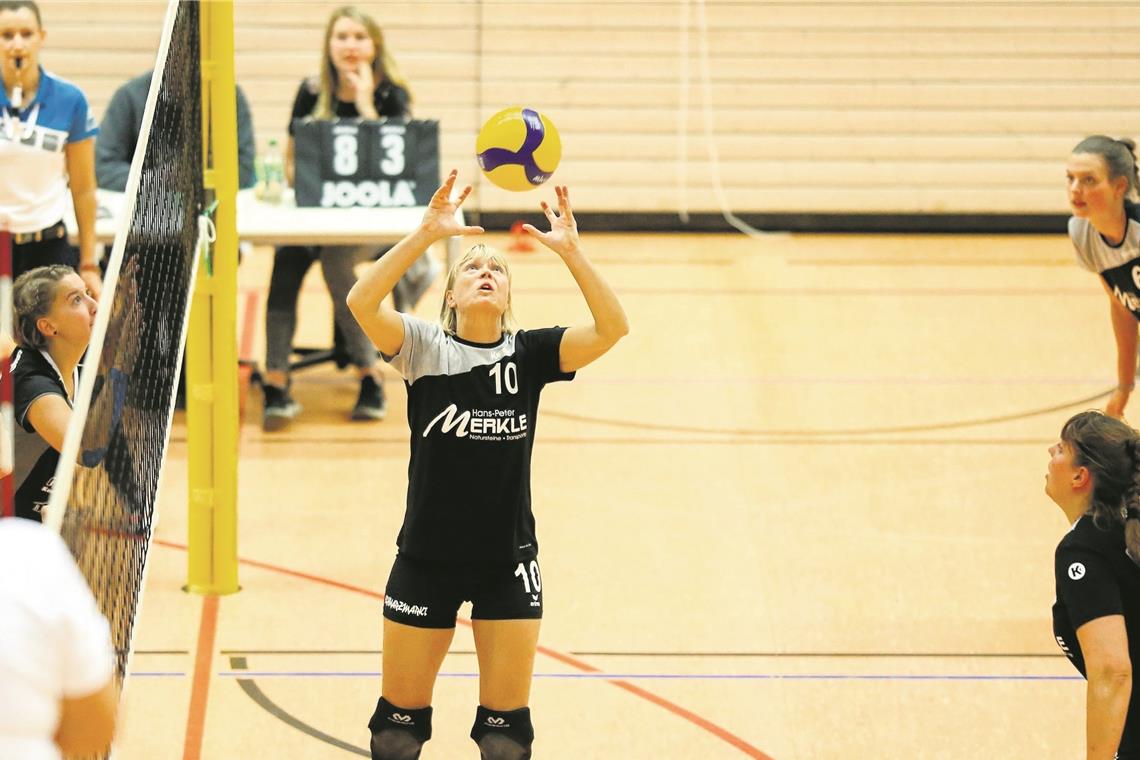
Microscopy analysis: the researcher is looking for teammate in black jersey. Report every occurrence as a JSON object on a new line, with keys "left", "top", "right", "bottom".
{"left": 1066, "top": 136, "right": 1140, "bottom": 418}
{"left": 10, "top": 264, "right": 97, "bottom": 521}
{"left": 1046, "top": 411, "right": 1140, "bottom": 758}
{"left": 348, "top": 171, "right": 628, "bottom": 760}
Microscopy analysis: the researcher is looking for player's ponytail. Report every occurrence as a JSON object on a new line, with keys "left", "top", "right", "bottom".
{"left": 1125, "top": 437, "right": 1140, "bottom": 567}
{"left": 1063, "top": 411, "right": 1140, "bottom": 567}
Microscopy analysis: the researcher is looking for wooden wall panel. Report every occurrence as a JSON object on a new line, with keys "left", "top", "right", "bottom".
{"left": 35, "top": 0, "right": 1136, "bottom": 215}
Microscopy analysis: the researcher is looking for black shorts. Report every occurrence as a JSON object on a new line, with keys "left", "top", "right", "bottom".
{"left": 13, "top": 233, "right": 78, "bottom": 279}
{"left": 382, "top": 554, "right": 544, "bottom": 629}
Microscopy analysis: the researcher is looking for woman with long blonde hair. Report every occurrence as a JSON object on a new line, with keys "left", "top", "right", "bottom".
{"left": 261, "top": 5, "right": 422, "bottom": 430}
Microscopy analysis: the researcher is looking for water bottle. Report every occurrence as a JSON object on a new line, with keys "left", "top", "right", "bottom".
{"left": 259, "top": 139, "right": 285, "bottom": 204}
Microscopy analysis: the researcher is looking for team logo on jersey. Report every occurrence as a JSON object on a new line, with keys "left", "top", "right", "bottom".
{"left": 1067, "top": 562, "right": 1086, "bottom": 580}
{"left": 423, "top": 403, "right": 528, "bottom": 441}
{"left": 1112, "top": 283, "right": 1140, "bottom": 314}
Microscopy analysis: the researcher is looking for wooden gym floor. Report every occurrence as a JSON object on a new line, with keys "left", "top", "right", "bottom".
{"left": 110, "top": 229, "right": 1100, "bottom": 759}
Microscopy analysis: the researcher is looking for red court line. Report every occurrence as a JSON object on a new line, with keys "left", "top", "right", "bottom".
{"left": 182, "top": 594, "right": 219, "bottom": 760}
{"left": 240, "top": 289, "right": 259, "bottom": 362}
{"left": 236, "top": 289, "right": 260, "bottom": 425}
{"left": 154, "top": 539, "right": 773, "bottom": 759}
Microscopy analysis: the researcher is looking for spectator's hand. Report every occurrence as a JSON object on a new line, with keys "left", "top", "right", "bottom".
{"left": 418, "top": 171, "right": 484, "bottom": 241}
{"left": 522, "top": 185, "right": 580, "bottom": 258}
{"left": 346, "top": 62, "right": 377, "bottom": 118}
{"left": 81, "top": 268, "right": 103, "bottom": 302}
{"left": 1107, "top": 386, "right": 1132, "bottom": 419}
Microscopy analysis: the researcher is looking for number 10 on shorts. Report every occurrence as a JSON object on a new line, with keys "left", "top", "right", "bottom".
{"left": 514, "top": 561, "right": 542, "bottom": 607}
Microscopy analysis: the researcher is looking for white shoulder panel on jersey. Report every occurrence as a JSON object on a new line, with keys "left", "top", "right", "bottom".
{"left": 386, "top": 313, "right": 517, "bottom": 385}
{"left": 1069, "top": 215, "right": 1140, "bottom": 273}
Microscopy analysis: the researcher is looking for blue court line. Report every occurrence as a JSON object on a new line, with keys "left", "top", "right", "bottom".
{"left": 217, "top": 671, "right": 1082, "bottom": 682}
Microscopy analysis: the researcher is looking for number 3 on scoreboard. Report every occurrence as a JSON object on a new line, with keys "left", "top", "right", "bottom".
{"left": 379, "top": 133, "right": 405, "bottom": 175}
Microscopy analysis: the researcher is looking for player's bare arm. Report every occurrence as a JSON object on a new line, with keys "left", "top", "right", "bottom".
{"left": 522, "top": 185, "right": 629, "bottom": 373}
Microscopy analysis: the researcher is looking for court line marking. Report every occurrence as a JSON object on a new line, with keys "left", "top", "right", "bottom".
{"left": 154, "top": 539, "right": 773, "bottom": 760}
{"left": 540, "top": 387, "right": 1111, "bottom": 437}
{"left": 215, "top": 671, "right": 1083, "bottom": 683}
{"left": 230, "top": 656, "right": 368, "bottom": 757}
{"left": 218, "top": 649, "right": 1064, "bottom": 658}
{"left": 788, "top": 257, "right": 1073, "bottom": 267}
{"left": 181, "top": 594, "right": 219, "bottom": 760}
{"left": 234, "top": 436, "right": 1062, "bottom": 447}
{"left": 521, "top": 285, "right": 1095, "bottom": 297}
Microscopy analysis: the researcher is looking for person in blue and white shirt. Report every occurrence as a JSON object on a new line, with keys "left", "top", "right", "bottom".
{"left": 348, "top": 172, "right": 629, "bottom": 760}
{"left": 0, "top": 1, "right": 101, "bottom": 298}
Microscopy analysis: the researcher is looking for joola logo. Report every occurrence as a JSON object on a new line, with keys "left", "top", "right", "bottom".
{"left": 423, "top": 404, "right": 528, "bottom": 440}
{"left": 485, "top": 717, "right": 509, "bottom": 727}
{"left": 389, "top": 713, "right": 414, "bottom": 724}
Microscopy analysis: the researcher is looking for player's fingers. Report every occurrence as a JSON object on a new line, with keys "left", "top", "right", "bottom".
{"left": 520, "top": 224, "right": 544, "bottom": 237}
{"left": 438, "top": 170, "right": 458, "bottom": 195}
{"left": 455, "top": 185, "right": 472, "bottom": 205}
{"left": 539, "top": 200, "right": 556, "bottom": 221}
{"left": 560, "top": 186, "right": 575, "bottom": 223}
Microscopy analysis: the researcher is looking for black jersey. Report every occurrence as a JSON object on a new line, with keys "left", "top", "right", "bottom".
{"left": 286, "top": 77, "right": 411, "bottom": 136}
{"left": 1070, "top": 201, "right": 1140, "bottom": 319}
{"left": 385, "top": 315, "right": 574, "bottom": 564}
{"left": 11, "top": 347, "right": 75, "bottom": 522}
{"left": 1052, "top": 515, "right": 1140, "bottom": 753}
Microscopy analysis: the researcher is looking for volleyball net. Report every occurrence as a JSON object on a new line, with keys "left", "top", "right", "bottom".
{"left": 44, "top": 0, "right": 204, "bottom": 684}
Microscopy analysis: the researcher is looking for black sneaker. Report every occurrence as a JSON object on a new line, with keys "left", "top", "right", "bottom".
{"left": 262, "top": 383, "right": 301, "bottom": 432}
{"left": 352, "top": 375, "right": 387, "bottom": 421}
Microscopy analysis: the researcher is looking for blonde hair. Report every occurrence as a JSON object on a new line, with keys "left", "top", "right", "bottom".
{"left": 313, "top": 6, "right": 412, "bottom": 120}
{"left": 439, "top": 244, "right": 516, "bottom": 336}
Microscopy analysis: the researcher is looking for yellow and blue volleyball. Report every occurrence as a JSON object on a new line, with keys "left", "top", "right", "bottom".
{"left": 476, "top": 107, "right": 561, "bottom": 192}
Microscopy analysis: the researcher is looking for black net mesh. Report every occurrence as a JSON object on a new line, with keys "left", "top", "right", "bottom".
{"left": 58, "top": 0, "right": 202, "bottom": 687}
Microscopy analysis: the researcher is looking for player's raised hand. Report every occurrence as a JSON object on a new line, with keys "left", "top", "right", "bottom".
{"left": 522, "top": 185, "right": 580, "bottom": 257}
{"left": 420, "top": 170, "right": 484, "bottom": 240}
{"left": 1107, "top": 386, "right": 1131, "bottom": 419}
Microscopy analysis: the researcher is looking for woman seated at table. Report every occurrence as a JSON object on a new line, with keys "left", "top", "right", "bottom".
{"left": 262, "top": 5, "right": 437, "bottom": 431}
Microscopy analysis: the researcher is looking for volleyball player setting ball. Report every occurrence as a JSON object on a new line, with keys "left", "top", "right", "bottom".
{"left": 347, "top": 160, "right": 628, "bottom": 758}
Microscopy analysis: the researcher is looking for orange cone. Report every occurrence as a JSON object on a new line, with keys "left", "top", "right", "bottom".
{"left": 507, "top": 220, "right": 535, "bottom": 252}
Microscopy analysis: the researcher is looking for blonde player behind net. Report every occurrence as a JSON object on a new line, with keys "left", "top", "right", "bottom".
{"left": 348, "top": 171, "right": 629, "bottom": 759}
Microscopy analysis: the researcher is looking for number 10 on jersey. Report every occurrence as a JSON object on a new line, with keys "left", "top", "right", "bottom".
{"left": 489, "top": 362, "right": 518, "bottom": 394}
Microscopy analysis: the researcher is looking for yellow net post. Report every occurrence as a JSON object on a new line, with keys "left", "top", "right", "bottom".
{"left": 186, "top": 0, "right": 240, "bottom": 594}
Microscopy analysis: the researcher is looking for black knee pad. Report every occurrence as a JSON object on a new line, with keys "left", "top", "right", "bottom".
{"left": 470, "top": 705, "right": 534, "bottom": 760}
{"left": 367, "top": 697, "right": 432, "bottom": 760}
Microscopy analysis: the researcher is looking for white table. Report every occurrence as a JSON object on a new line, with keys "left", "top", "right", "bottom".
{"left": 86, "top": 188, "right": 462, "bottom": 262}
